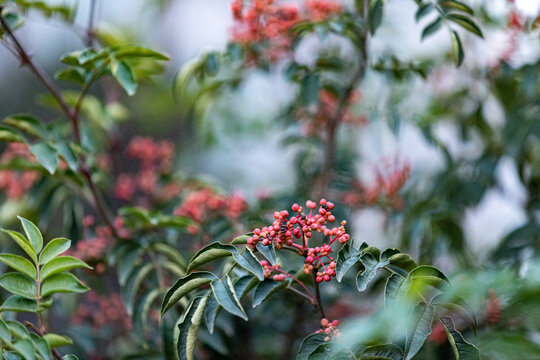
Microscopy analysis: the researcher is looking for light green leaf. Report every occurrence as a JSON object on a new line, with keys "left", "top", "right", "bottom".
{"left": 13, "top": 338, "right": 36, "bottom": 360}
{"left": 404, "top": 302, "right": 434, "bottom": 360}
{"left": 0, "top": 317, "right": 10, "bottom": 342}
{"left": 40, "top": 273, "right": 89, "bottom": 297}
{"left": 111, "top": 61, "right": 137, "bottom": 96}
{"left": 6, "top": 320, "right": 30, "bottom": 338}
{"left": 447, "top": 14, "right": 483, "bottom": 38}
{"left": 0, "top": 273, "right": 36, "bottom": 299}
{"left": 0, "top": 254, "right": 36, "bottom": 279}
{"left": 1, "top": 296, "right": 38, "bottom": 313}
{"left": 17, "top": 217, "right": 43, "bottom": 254}
{"left": 133, "top": 288, "right": 160, "bottom": 339}
{"left": 210, "top": 276, "right": 247, "bottom": 320}
{"left": 387, "top": 253, "right": 417, "bottom": 275}
{"left": 385, "top": 273, "right": 411, "bottom": 309}
{"left": 409, "top": 265, "right": 450, "bottom": 291}
{"left": 440, "top": 317, "right": 480, "bottom": 360}
{"left": 1, "top": 230, "right": 37, "bottom": 264}
{"left": 177, "top": 295, "right": 209, "bottom": 360}
{"left": 450, "top": 30, "right": 464, "bottom": 67}
{"left": 30, "top": 334, "right": 52, "bottom": 360}
{"left": 29, "top": 143, "right": 59, "bottom": 174}
{"left": 114, "top": 46, "right": 170, "bottom": 60}
{"left": 161, "top": 272, "right": 216, "bottom": 316}
{"left": 151, "top": 242, "right": 187, "bottom": 269}
{"left": 187, "top": 243, "right": 235, "bottom": 272}
{"left": 231, "top": 234, "right": 251, "bottom": 245}
{"left": 54, "top": 142, "right": 78, "bottom": 171}
{"left": 40, "top": 256, "right": 92, "bottom": 280}
{"left": 39, "top": 238, "right": 71, "bottom": 265}
{"left": 439, "top": 0, "right": 474, "bottom": 15}
{"left": 43, "top": 334, "right": 73, "bottom": 349}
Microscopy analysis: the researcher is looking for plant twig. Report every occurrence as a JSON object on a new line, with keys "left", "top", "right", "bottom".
{"left": 312, "top": 269, "right": 326, "bottom": 319}
{"left": 25, "top": 321, "right": 63, "bottom": 360}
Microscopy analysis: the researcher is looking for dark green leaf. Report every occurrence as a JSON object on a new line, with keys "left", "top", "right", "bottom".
{"left": 12, "top": 338, "right": 36, "bottom": 360}
{"left": 296, "top": 333, "right": 327, "bottom": 360}
{"left": 252, "top": 278, "right": 286, "bottom": 308}
{"left": 439, "top": 1, "right": 474, "bottom": 15}
{"left": 369, "top": 0, "right": 385, "bottom": 35}
{"left": 256, "top": 243, "right": 277, "bottom": 265}
{"left": 0, "top": 317, "right": 10, "bottom": 342}
{"left": 210, "top": 276, "right": 247, "bottom": 320}
{"left": 122, "top": 263, "right": 153, "bottom": 315}
{"left": 336, "top": 243, "right": 362, "bottom": 282}
{"left": 415, "top": 3, "right": 434, "bottom": 22}
{"left": 29, "top": 143, "right": 58, "bottom": 174}
{"left": 111, "top": 61, "right": 137, "bottom": 96}
{"left": 404, "top": 302, "right": 434, "bottom": 360}
{"left": 421, "top": 17, "right": 442, "bottom": 40}
{"left": 439, "top": 317, "right": 480, "bottom": 360}
{"left": 362, "top": 344, "right": 403, "bottom": 360}
{"left": 161, "top": 272, "right": 216, "bottom": 316}
{"left": 356, "top": 253, "right": 387, "bottom": 292}
{"left": 1, "top": 230, "right": 37, "bottom": 264}
{"left": 177, "top": 295, "right": 209, "bottom": 360}
{"left": 187, "top": 242, "right": 235, "bottom": 272}
{"left": 450, "top": 30, "right": 464, "bottom": 66}
{"left": 447, "top": 14, "right": 483, "bottom": 38}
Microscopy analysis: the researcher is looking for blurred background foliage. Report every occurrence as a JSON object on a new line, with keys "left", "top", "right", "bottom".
{"left": 1, "top": 0, "right": 540, "bottom": 359}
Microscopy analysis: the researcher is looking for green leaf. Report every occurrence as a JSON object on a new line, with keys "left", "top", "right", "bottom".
{"left": 54, "top": 68, "right": 86, "bottom": 84}
{"left": 369, "top": 0, "right": 385, "bottom": 35}
{"left": 3, "top": 351, "right": 24, "bottom": 360}
{"left": 356, "top": 253, "right": 387, "bottom": 292}
{"left": 60, "top": 49, "right": 98, "bottom": 66}
{"left": 117, "top": 244, "right": 142, "bottom": 286}
{"left": 0, "top": 126, "right": 24, "bottom": 143}
{"left": 29, "top": 143, "right": 59, "bottom": 174}
{"left": 0, "top": 296, "right": 38, "bottom": 313}
{"left": 17, "top": 217, "right": 43, "bottom": 254}
{"left": 447, "top": 14, "right": 483, "bottom": 38}
{"left": 177, "top": 295, "right": 209, "bottom": 360}
{"left": 252, "top": 278, "right": 286, "bottom": 308}
{"left": 0, "top": 317, "right": 11, "bottom": 342}
{"left": 187, "top": 243, "right": 236, "bottom": 272}
{"left": 234, "top": 249, "right": 264, "bottom": 281}
{"left": 40, "top": 256, "right": 92, "bottom": 280}
{"left": 415, "top": 3, "right": 434, "bottom": 22}
{"left": 39, "top": 238, "right": 71, "bottom": 265}
{"left": 12, "top": 338, "right": 36, "bottom": 360}
{"left": 0, "top": 273, "right": 36, "bottom": 299}
{"left": 210, "top": 276, "right": 247, "bottom": 320}
{"left": 0, "top": 254, "right": 36, "bottom": 279}
{"left": 62, "top": 355, "right": 78, "bottom": 360}
{"left": 6, "top": 320, "right": 30, "bottom": 338}
{"left": 231, "top": 234, "right": 251, "bottom": 245}
{"left": 40, "top": 273, "right": 89, "bottom": 297}
{"left": 439, "top": 0, "right": 474, "bottom": 15}
{"left": 1, "top": 230, "right": 37, "bottom": 264}
{"left": 404, "top": 302, "right": 434, "bottom": 360}
{"left": 54, "top": 142, "right": 78, "bottom": 171}
{"left": 133, "top": 288, "right": 160, "bottom": 339}
{"left": 256, "top": 243, "right": 277, "bottom": 265}
{"left": 409, "top": 265, "right": 450, "bottom": 291}
{"left": 114, "top": 46, "right": 170, "bottom": 60}
{"left": 387, "top": 253, "right": 417, "bottom": 275}
{"left": 432, "top": 294, "right": 477, "bottom": 335}
{"left": 122, "top": 263, "right": 153, "bottom": 315}
{"left": 385, "top": 273, "right": 411, "bottom": 309}
{"left": 43, "top": 334, "right": 73, "bottom": 349}
{"left": 3, "top": 115, "right": 47, "bottom": 139}
{"left": 161, "top": 272, "right": 216, "bottom": 316}
{"left": 151, "top": 242, "right": 187, "bottom": 269}
{"left": 450, "top": 30, "right": 464, "bottom": 67}
{"left": 361, "top": 344, "right": 403, "bottom": 360}
{"left": 111, "top": 61, "right": 137, "bottom": 96}
{"left": 439, "top": 317, "right": 480, "bottom": 360}
{"left": 336, "top": 242, "right": 362, "bottom": 282}
{"left": 421, "top": 17, "right": 442, "bottom": 40}
{"left": 296, "top": 333, "right": 326, "bottom": 360}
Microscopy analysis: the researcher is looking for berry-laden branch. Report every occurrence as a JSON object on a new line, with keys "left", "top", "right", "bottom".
{"left": 248, "top": 199, "right": 350, "bottom": 322}
{"left": 0, "top": 7, "right": 118, "bottom": 238}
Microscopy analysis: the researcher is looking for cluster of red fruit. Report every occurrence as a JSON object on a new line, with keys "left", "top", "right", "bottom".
{"left": 247, "top": 199, "right": 350, "bottom": 282}
{"left": 0, "top": 143, "right": 40, "bottom": 200}
{"left": 72, "top": 291, "right": 131, "bottom": 331}
{"left": 343, "top": 157, "right": 410, "bottom": 210}
{"left": 315, "top": 318, "right": 341, "bottom": 341}
{"left": 230, "top": 0, "right": 343, "bottom": 62}
{"left": 114, "top": 137, "right": 179, "bottom": 202}
{"left": 173, "top": 187, "right": 247, "bottom": 234}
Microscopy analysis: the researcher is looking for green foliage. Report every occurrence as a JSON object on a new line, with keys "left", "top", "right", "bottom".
{"left": 0, "top": 217, "right": 88, "bottom": 359}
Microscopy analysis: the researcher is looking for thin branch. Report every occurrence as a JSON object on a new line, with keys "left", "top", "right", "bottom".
{"left": 312, "top": 269, "right": 326, "bottom": 319}
{"left": 25, "top": 321, "right": 63, "bottom": 360}
{"left": 86, "top": 0, "right": 98, "bottom": 47}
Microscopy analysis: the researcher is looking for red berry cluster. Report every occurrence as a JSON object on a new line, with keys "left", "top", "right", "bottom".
{"left": 261, "top": 260, "right": 290, "bottom": 281}
{"left": 173, "top": 187, "right": 247, "bottom": 234}
{"left": 114, "top": 137, "right": 181, "bottom": 202}
{"left": 0, "top": 143, "right": 40, "bottom": 200}
{"left": 72, "top": 291, "right": 131, "bottom": 331}
{"left": 343, "top": 156, "right": 410, "bottom": 210}
{"left": 248, "top": 199, "right": 350, "bottom": 283}
{"left": 230, "top": 0, "right": 343, "bottom": 62}
{"left": 315, "top": 318, "right": 341, "bottom": 341}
